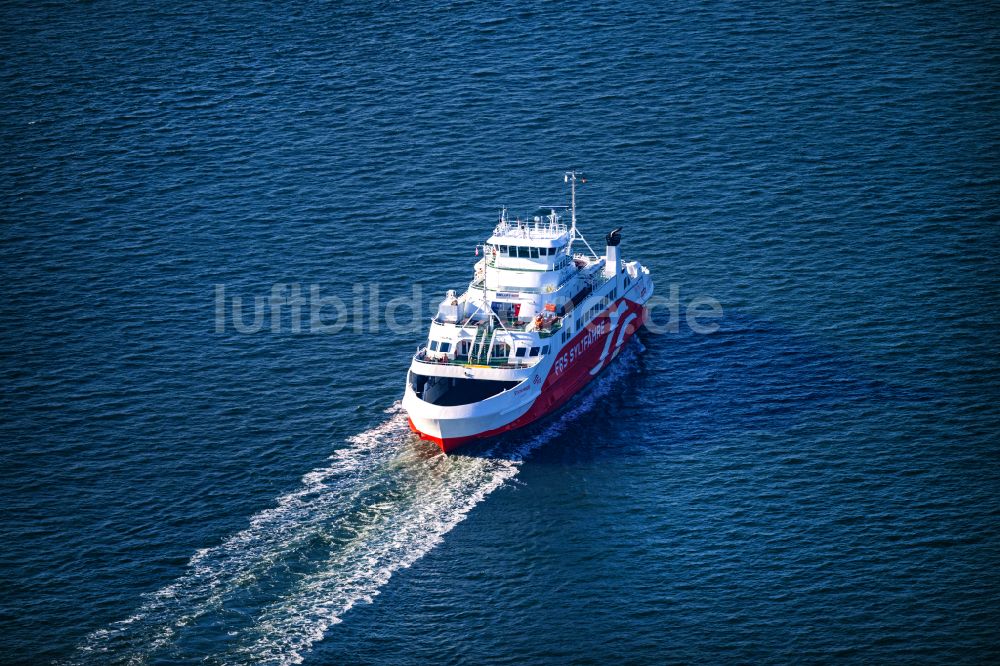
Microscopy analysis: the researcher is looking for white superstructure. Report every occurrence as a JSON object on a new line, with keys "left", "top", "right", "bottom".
{"left": 404, "top": 172, "right": 653, "bottom": 451}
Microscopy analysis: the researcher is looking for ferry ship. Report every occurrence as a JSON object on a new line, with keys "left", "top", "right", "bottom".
{"left": 403, "top": 172, "right": 654, "bottom": 452}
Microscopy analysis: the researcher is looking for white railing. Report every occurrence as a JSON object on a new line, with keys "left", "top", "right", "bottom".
{"left": 492, "top": 218, "right": 568, "bottom": 240}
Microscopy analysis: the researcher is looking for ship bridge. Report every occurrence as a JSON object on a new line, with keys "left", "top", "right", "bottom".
{"left": 485, "top": 208, "right": 573, "bottom": 276}
{"left": 414, "top": 171, "right": 618, "bottom": 371}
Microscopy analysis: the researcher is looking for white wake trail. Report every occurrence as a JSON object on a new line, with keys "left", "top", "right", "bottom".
{"left": 234, "top": 348, "right": 639, "bottom": 665}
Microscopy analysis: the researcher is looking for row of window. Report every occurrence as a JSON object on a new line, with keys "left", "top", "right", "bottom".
{"left": 514, "top": 344, "right": 550, "bottom": 358}
{"left": 574, "top": 288, "right": 619, "bottom": 331}
{"left": 495, "top": 245, "right": 561, "bottom": 259}
{"left": 429, "top": 340, "right": 551, "bottom": 359}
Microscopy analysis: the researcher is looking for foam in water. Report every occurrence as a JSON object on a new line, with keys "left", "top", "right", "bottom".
{"left": 74, "top": 345, "right": 640, "bottom": 665}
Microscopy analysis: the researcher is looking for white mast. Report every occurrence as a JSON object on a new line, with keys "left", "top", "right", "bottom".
{"left": 564, "top": 170, "right": 582, "bottom": 253}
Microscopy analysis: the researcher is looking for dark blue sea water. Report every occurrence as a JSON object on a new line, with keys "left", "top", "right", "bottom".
{"left": 3, "top": 1, "right": 999, "bottom": 663}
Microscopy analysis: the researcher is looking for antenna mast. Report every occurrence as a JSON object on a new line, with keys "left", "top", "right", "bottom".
{"left": 564, "top": 170, "right": 583, "bottom": 253}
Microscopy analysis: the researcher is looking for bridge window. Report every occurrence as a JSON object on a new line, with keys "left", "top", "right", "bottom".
{"left": 530, "top": 247, "right": 539, "bottom": 258}
{"left": 430, "top": 340, "right": 439, "bottom": 351}
{"left": 529, "top": 347, "right": 540, "bottom": 357}
{"left": 439, "top": 342, "right": 451, "bottom": 353}
{"left": 517, "top": 246, "right": 529, "bottom": 258}
{"left": 515, "top": 347, "right": 527, "bottom": 358}
{"left": 542, "top": 345, "right": 550, "bottom": 355}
